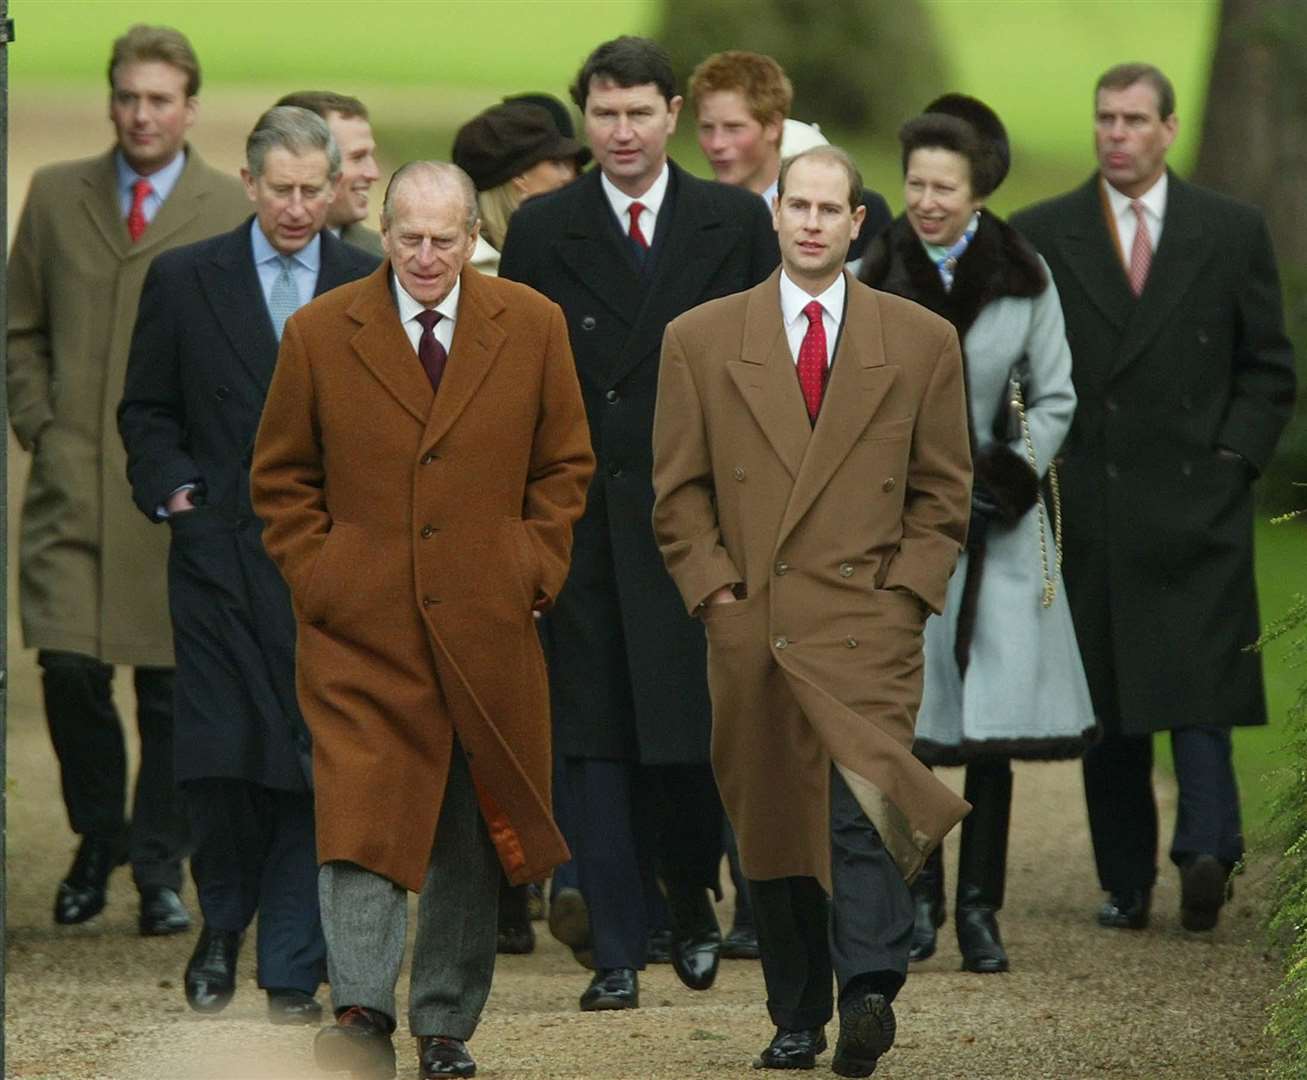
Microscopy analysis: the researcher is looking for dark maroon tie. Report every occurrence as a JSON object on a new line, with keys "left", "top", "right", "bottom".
{"left": 415, "top": 309, "right": 447, "bottom": 393}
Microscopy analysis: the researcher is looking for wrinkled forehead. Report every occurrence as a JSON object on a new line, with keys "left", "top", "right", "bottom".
{"left": 389, "top": 176, "right": 470, "bottom": 232}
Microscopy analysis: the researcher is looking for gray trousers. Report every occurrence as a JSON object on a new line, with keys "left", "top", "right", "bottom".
{"left": 318, "top": 742, "right": 500, "bottom": 1039}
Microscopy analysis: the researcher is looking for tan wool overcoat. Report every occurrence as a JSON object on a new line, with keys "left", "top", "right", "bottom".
{"left": 652, "top": 271, "right": 973, "bottom": 889}
{"left": 251, "top": 264, "right": 595, "bottom": 892}
{"left": 6, "top": 147, "right": 249, "bottom": 665}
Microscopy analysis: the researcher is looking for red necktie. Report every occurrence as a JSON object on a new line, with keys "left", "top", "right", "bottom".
{"left": 796, "top": 300, "right": 827, "bottom": 423}
{"left": 1128, "top": 199, "right": 1152, "bottom": 297}
{"left": 628, "top": 201, "right": 649, "bottom": 250}
{"left": 415, "top": 309, "right": 448, "bottom": 393}
{"left": 127, "top": 178, "right": 153, "bottom": 243}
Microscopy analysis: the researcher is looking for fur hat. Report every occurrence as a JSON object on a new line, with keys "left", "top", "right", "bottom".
{"left": 452, "top": 102, "right": 588, "bottom": 193}
{"left": 924, "top": 93, "right": 1010, "bottom": 195}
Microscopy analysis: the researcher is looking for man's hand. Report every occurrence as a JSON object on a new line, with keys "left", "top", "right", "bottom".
{"left": 165, "top": 487, "right": 197, "bottom": 515}
{"left": 705, "top": 585, "right": 740, "bottom": 607}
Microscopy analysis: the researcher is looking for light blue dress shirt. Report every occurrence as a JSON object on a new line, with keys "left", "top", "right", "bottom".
{"left": 250, "top": 220, "right": 321, "bottom": 314}
{"left": 115, "top": 150, "right": 187, "bottom": 224}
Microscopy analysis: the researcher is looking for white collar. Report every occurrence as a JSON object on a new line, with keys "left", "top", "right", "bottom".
{"left": 779, "top": 268, "right": 845, "bottom": 326}
{"left": 393, "top": 272, "right": 461, "bottom": 326}
{"left": 759, "top": 177, "right": 779, "bottom": 211}
{"left": 1104, "top": 170, "right": 1168, "bottom": 222}
{"left": 600, "top": 162, "right": 670, "bottom": 221}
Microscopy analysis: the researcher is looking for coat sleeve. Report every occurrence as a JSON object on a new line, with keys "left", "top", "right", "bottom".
{"left": 880, "top": 327, "right": 973, "bottom": 614}
{"left": 6, "top": 184, "right": 55, "bottom": 451}
{"left": 1214, "top": 211, "right": 1296, "bottom": 472}
{"left": 651, "top": 318, "right": 744, "bottom": 614}
{"left": 522, "top": 303, "right": 596, "bottom": 609}
{"left": 117, "top": 256, "right": 203, "bottom": 520}
{"left": 250, "top": 316, "right": 330, "bottom": 605}
{"left": 1016, "top": 266, "right": 1077, "bottom": 477}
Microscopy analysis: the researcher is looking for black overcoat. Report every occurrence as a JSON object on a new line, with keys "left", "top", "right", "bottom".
{"left": 499, "top": 162, "right": 779, "bottom": 762}
{"left": 118, "top": 219, "right": 379, "bottom": 788}
{"left": 1011, "top": 173, "right": 1295, "bottom": 735}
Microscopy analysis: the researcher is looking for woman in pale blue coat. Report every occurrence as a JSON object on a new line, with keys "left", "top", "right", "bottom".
{"left": 860, "top": 96, "right": 1095, "bottom": 974}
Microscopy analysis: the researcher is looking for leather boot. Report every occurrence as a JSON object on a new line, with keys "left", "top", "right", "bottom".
{"left": 908, "top": 845, "right": 944, "bottom": 962}
{"left": 955, "top": 759, "right": 1012, "bottom": 974}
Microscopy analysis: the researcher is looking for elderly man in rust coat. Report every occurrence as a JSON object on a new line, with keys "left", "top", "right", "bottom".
{"left": 652, "top": 147, "right": 972, "bottom": 1077}
{"left": 251, "top": 161, "right": 593, "bottom": 1080}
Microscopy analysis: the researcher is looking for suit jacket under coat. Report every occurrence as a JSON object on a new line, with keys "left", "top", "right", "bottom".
{"left": 6, "top": 147, "right": 249, "bottom": 665}
{"left": 118, "top": 221, "right": 378, "bottom": 790}
{"left": 498, "top": 161, "right": 779, "bottom": 763}
{"left": 651, "top": 270, "right": 973, "bottom": 887}
{"left": 1011, "top": 173, "right": 1296, "bottom": 735}
{"left": 251, "top": 263, "right": 595, "bottom": 892}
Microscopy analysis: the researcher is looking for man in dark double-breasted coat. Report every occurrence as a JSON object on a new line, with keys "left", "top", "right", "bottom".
{"left": 498, "top": 36, "right": 778, "bottom": 1010}
{"left": 119, "top": 107, "right": 378, "bottom": 1022}
{"left": 1011, "top": 63, "right": 1296, "bottom": 935}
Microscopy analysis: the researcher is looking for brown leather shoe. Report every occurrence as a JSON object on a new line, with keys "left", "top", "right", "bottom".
{"left": 314, "top": 1005, "right": 397, "bottom": 1078}
{"left": 418, "top": 1035, "right": 476, "bottom": 1078}
{"left": 1179, "top": 855, "right": 1231, "bottom": 932}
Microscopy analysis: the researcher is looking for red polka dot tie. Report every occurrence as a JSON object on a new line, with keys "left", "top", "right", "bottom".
{"left": 797, "top": 300, "right": 827, "bottom": 423}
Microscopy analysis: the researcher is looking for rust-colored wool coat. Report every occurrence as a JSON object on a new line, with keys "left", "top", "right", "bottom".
{"left": 652, "top": 271, "right": 973, "bottom": 889}
{"left": 251, "top": 264, "right": 594, "bottom": 892}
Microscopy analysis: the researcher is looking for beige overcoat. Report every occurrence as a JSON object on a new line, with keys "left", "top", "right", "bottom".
{"left": 652, "top": 270, "right": 973, "bottom": 888}
{"left": 251, "top": 264, "right": 594, "bottom": 892}
{"left": 6, "top": 147, "right": 249, "bottom": 664}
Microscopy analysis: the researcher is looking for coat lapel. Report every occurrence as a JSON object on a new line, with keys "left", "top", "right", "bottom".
{"left": 1052, "top": 176, "right": 1133, "bottom": 335}
{"left": 776, "top": 277, "right": 897, "bottom": 546}
{"left": 421, "top": 268, "right": 507, "bottom": 450}
{"left": 347, "top": 262, "right": 434, "bottom": 425}
{"left": 79, "top": 152, "right": 132, "bottom": 260}
{"left": 199, "top": 220, "right": 281, "bottom": 390}
{"left": 726, "top": 273, "right": 811, "bottom": 480}
{"left": 556, "top": 170, "right": 645, "bottom": 327}
{"left": 134, "top": 148, "right": 231, "bottom": 262}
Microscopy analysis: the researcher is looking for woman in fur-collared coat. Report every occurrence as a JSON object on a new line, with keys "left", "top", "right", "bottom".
{"left": 860, "top": 96, "right": 1095, "bottom": 974}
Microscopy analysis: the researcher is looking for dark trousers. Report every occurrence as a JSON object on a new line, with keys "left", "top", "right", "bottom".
{"left": 1082, "top": 714, "right": 1243, "bottom": 892}
{"left": 38, "top": 650, "right": 188, "bottom": 891}
{"left": 748, "top": 769, "right": 913, "bottom": 1031}
{"left": 565, "top": 757, "right": 717, "bottom": 969}
{"left": 184, "top": 778, "right": 324, "bottom": 994}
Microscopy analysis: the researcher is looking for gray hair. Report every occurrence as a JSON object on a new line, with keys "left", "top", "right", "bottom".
{"left": 246, "top": 105, "right": 341, "bottom": 181}
{"left": 381, "top": 161, "right": 480, "bottom": 234}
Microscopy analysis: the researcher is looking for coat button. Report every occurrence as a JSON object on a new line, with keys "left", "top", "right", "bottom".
{"left": 733, "top": 465, "right": 746, "bottom": 481}
{"left": 608, "top": 463, "right": 622, "bottom": 478}
{"left": 581, "top": 316, "right": 597, "bottom": 331}
{"left": 775, "top": 561, "right": 789, "bottom": 576}
{"left": 1106, "top": 463, "right": 1119, "bottom": 479}
{"left": 839, "top": 562, "right": 854, "bottom": 577}
{"left": 773, "top": 636, "right": 789, "bottom": 650}
{"left": 881, "top": 477, "right": 896, "bottom": 492}
{"left": 1181, "top": 461, "right": 1193, "bottom": 477}
{"left": 1180, "top": 395, "right": 1193, "bottom": 411}
{"left": 605, "top": 389, "right": 619, "bottom": 404}
{"left": 845, "top": 637, "right": 858, "bottom": 648}
{"left": 422, "top": 596, "right": 440, "bottom": 608}
{"left": 215, "top": 385, "right": 230, "bottom": 400}
{"left": 1105, "top": 397, "right": 1118, "bottom": 413}
{"left": 421, "top": 452, "right": 437, "bottom": 465}
{"left": 421, "top": 525, "right": 435, "bottom": 538}
{"left": 1197, "top": 329, "right": 1209, "bottom": 344}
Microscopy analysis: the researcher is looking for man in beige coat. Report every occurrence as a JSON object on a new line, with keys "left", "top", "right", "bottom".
{"left": 652, "top": 147, "right": 972, "bottom": 1077}
{"left": 6, "top": 24, "right": 249, "bottom": 933}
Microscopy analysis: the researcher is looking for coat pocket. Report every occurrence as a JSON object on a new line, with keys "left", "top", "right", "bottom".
{"left": 299, "top": 521, "right": 359, "bottom": 625}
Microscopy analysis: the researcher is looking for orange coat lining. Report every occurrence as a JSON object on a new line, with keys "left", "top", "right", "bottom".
{"left": 472, "top": 775, "right": 526, "bottom": 877}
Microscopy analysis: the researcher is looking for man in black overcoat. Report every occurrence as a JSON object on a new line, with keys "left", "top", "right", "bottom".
{"left": 118, "top": 106, "right": 378, "bottom": 1021}
{"left": 499, "top": 36, "right": 779, "bottom": 1010}
{"left": 1011, "top": 63, "right": 1296, "bottom": 934}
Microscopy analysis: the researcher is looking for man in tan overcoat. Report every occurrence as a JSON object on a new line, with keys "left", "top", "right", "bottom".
{"left": 652, "top": 147, "right": 972, "bottom": 1077}
{"left": 6, "top": 24, "right": 248, "bottom": 933}
{"left": 251, "top": 161, "right": 593, "bottom": 1080}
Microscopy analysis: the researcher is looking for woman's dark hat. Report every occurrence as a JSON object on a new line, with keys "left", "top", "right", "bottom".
{"left": 503, "top": 92, "right": 578, "bottom": 139}
{"left": 452, "top": 102, "right": 589, "bottom": 192}
{"left": 924, "top": 93, "right": 1010, "bottom": 193}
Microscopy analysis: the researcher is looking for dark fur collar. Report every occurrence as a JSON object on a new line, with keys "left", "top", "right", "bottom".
{"left": 859, "top": 210, "right": 1046, "bottom": 343}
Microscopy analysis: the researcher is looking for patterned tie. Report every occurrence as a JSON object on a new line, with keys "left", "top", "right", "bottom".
{"left": 267, "top": 255, "right": 300, "bottom": 341}
{"left": 1128, "top": 200, "right": 1152, "bottom": 297}
{"left": 127, "top": 178, "right": 153, "bottom": 243}
{"left": 415, "top": 309, "right": 448, "bottom": 393}
{"left": 796, "top": 300, "right": 827, "bottom": 423}
{"left": 628, "top": 201, "right": 649, "bottom": 251}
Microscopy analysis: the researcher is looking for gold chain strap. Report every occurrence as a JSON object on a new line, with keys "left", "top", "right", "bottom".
{"left": 1011, "top": 380, "right": 1062, "bottom": 608}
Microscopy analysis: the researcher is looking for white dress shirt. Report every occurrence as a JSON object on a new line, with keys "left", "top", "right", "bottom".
{"left": 115, "top": 149, "right": 186, "bottom": 224}
{"left": 395, "top": 273, "right": 460, "bottom": 357}
{"left": 600, "top": 162, "right": 670, "bottom": 247}
{"left": 1103, "top": 171, "right": 1167, "bottom": 271}
{"left": 779, "top": 270, "right": 845, "bottom": 366}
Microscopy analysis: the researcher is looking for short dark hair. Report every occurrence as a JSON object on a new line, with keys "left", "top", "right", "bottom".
{"left": 1095, "top": 62, "right": 1175, "bottom": 120}
{"left": 108, "top": 24, "right": 200, "bottom": 97}
{"left": 275, "top": 90, "right": 370, "bottom": 122}
{"left": 570, "top": 36, "right": 677, "bottom": 111}
{"left": 898, "top": 113, "right": 1003, "bottom": 198}
{"left": 777, "top": 146, "right": 863, "bottom": 213}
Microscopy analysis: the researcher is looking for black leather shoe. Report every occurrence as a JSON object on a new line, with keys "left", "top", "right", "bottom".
{"left": 267, "top": 988, "right": 323, "bottom": 1025}
{"left": 496, "top": 924, "right": 535, "bottom": 954}
{"left": 579, "top": 967, "right": 639, "bottom": 1011}
{"left": 548, "top": 886, "right": 590, "bottom": 949}
{"left": 752, "top": 1026, "right": 827, "bottom": 1070}
{"left": 419, "top": 1035, "right": 477, "bottom": 1078}
{"left": 646, "top": 927, "right": 672, "bottom": 964}
{"left": 53, "top": 835, "right": 127, "bottom": 925}
{"left": 722, "top": 923, "right": 761, "bottom": 960}
{"left": 184, "top": 925, "right": 242, "bottom": 1013}
{"left": 1180, "top": 854, "right": 1231, "bottom": 932}
{"left": 315, "top": 1005, "right": 397, "bottom": 1078}
{"left": 139, "top": 885, "right": 192, "bottom": 936}
{"left": 667, "top": 886, "right": 722, "bottom": 991}
{"left": 908, "top": 847, "right": 945, "bottom": 962}
{"left": 956, "top": 906, "right": 1009, "bottom": 973}
{"left": 832, "top": 992, "right": 896, "bottom": 1078}
{"left": 1097, "top": 888, "right": 1151, "bottom": 930}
